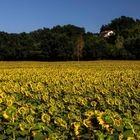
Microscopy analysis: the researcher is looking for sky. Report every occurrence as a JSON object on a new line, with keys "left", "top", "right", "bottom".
{"left": 0, "top": 0, "right": 140, "bottom": 33}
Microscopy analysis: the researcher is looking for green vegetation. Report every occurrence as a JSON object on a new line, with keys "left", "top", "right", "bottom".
{"left": 0, "top": 16, "right": 140, "bottom": 61}
{"left": 0, "top": 61, "right": 140, "bottom": 139}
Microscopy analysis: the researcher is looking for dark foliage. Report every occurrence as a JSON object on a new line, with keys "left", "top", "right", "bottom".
{"left": 0, "top": 16, "right": 140, "bottom": 61}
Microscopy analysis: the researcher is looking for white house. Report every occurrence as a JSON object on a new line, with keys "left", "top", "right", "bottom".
{"left": 100, "top": 30, "right": 115, "bottom": 38}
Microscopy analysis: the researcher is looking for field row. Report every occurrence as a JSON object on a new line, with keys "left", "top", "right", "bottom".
{"left": 0, "top": 61, "right": 140, "bottom": 140}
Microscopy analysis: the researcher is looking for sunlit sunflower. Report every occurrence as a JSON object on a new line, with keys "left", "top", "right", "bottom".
{"left": 3, "top": 110, "right": 9, "bottom": 119}
{"left": 83, "top": 118, "right": 92, "bottom": 128}
{"left": 73, "top": 122, "right": 80, "bottom": 136}
{"left": 97, "top": 112, "right": 109, "bottom": 130}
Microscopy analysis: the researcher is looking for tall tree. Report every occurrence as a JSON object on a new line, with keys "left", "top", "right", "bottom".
{"left": 115, "top": 35, "right": 124, "bottom": 49}
{"left": 74, "top": 35, "right": 84, "bottom": 61}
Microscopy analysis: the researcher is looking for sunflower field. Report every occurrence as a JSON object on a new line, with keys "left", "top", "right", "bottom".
{"left": 0, "top": 61, "right": 140, "bottom": 140}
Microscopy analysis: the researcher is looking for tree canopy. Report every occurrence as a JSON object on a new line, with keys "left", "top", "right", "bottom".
{"left": 0, "top": 16, "right": 140, "bottom": 61}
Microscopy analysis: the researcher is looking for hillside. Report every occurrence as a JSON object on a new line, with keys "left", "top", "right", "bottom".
{"left": 0, "top": 16, "right": 140, "bottom": 61}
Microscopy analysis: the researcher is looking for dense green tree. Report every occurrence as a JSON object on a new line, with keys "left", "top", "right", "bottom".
{"left": 100, "top": 16, "right": 140, "bottom": 60}
{"left": 83, "top": 32, "right": 95, "bottom": 60}
{"left": 0, "top": 16, "right": 139, "bottom": 61}
{"left": 101, "top": 16, "right": 135, "bottom": 32}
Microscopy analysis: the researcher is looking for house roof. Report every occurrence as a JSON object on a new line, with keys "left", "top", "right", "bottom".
{"left": 100, "top": 30, "right": 115, "bottom": 37}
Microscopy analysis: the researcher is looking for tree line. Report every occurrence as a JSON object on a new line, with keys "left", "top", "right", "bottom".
{"left": 0, "top": 16, "right": 140, "bottom": 61}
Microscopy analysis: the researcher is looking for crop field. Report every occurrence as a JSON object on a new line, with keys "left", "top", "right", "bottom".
{"left": 0, "top": 61, "right": 140, "bottom": 140}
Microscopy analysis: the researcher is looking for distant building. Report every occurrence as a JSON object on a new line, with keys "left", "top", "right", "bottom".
{"left": 100, "top": 30, "right": 115, "bottom": 38}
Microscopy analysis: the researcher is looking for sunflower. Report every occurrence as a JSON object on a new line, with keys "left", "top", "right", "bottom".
{"left": 0, "top": 98, "right": 2, "bottom": 104}
{"left": 73, "top": 122, "right": 80, "bottom": 136}
{"left": 3, "top": 110, "right": 9, "bottom": 119}
{"left": 26, "top": 115, "right": 34, "bottom": 124}
{"left": 97, "top": 112, "right": 109, "bottom": 130}
{"left": 127, "top": 137, "right": 135, "bottom": 140}
{"left": 19, "top": 123, "right": 25, "bottom": 131}
{"left": 6, "top": 99, "right": 13, "bottom": 106}
{"left": 54, "top": 117, "right": 67, "bottom": 129}
{"left": 83, "top": 118, "right": 92, "bottom": 128}
{"left": 84, "top": 111, "right": 94, "bottom": 118}
{"left": 41, "top": 113, "right": 50, "bottom": 123}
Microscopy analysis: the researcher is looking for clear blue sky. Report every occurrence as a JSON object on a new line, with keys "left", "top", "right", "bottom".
{"left": 0, "top": 0, "right": 140, "bottom": 33}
